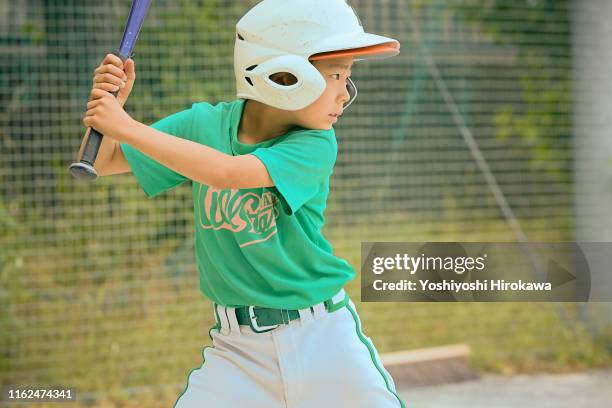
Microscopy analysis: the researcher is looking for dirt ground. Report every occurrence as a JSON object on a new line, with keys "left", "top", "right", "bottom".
{"left": 398, "top": 368, "right": 612, "bottom": 408}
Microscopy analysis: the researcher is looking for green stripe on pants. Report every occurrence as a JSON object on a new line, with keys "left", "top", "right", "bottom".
{"left": 345, "top": 301, "right": 406, "bottom": 408}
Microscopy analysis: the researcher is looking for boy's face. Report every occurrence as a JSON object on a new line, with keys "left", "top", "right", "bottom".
{"left": 294, "top": 56, "right": 354, "bottom": 130}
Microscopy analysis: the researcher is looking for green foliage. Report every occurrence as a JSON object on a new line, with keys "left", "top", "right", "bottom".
{"left": 453, "top": 0, "right": 572, "bottom": 183}
{"left": 0, "top": 196, "right": 26, "bottom": 380}
{"left": 127, "top": 0, "right": 245, "bottom": 122}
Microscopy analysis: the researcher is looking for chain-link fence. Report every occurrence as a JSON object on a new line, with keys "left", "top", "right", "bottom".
{"left": 2, "top": 0, "right": 611, "bottom": 405}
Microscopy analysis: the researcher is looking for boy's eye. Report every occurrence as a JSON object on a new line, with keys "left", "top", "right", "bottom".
{"left": 331, "top": 74, "right": 341, "bottom": 80}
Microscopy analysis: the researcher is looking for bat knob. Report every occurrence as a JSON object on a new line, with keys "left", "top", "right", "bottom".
{"left": 69, "top": 161, "right": 98, "bottom": 181}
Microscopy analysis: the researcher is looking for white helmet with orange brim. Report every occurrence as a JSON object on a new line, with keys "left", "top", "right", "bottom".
{"left": 234, "top": 0, "right": 400, "bottom": 111}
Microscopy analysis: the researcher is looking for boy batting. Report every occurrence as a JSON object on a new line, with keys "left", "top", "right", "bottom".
{"left": 77, "top": 0, "right": 404, "bottom": 406}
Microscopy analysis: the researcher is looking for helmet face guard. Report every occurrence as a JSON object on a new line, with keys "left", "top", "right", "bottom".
{"left": 344, "top": 77, "right": 358, "bottom": 110}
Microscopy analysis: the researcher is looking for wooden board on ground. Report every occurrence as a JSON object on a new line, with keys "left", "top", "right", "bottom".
{"left": 381, "top": 344, "right": 479, "bottom": 387}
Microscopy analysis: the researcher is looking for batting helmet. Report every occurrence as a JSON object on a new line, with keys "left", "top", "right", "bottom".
{"left": 234, "top": 0, "right": 400, "bottom": 111}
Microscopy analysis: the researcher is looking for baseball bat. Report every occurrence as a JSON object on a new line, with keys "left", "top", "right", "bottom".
{"left": 70, "top": 0, "right": 152, "bottom": 181}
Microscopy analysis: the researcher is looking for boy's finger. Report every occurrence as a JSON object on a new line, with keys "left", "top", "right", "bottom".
{"left": 124, "top": 59, "right": 136, "bottom": 80}
{"left": 95, "top": 64, "right": 126, "bottom": 79}
{"left": 89, "top": 87, "right": 112, "bottom": 100}
{"left": 93, "top": 82, "right": 122, "bottom": 92}
{"left": 93, "top": 73, "right": 124, "bottom": 87}
{"left": 103, "top": 53, "right": 123, "bottom": 69}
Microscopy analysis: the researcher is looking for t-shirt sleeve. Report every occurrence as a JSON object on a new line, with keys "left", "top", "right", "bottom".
{"left": 250, "top": 129, "right": 338, "bottom": 215}
{"left": 119, "top": 104, "right": 196, "bottom": 198}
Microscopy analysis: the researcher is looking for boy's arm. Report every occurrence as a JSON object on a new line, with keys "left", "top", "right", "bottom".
{"left": 76, "top": 128, "right": 131, "bottom": 176}
{"left": 99, "top": 142, "right": 131, "bottom": 176}
{"left": 225, "top": 154, "right": 274, "bottom": 189}
{"left": 119, "top": 120, "right": 273, "bottom": 189}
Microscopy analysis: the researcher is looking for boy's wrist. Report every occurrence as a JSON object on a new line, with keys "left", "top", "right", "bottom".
{"left": 117, "top": 118, "right": 142, "bottom": 143}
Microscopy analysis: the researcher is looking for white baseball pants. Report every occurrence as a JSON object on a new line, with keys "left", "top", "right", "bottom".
{"left": 173, "top": 291, "right": 405, "bottom": 408}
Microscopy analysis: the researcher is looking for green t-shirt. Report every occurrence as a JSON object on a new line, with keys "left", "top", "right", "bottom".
{"left": 120, "top": 98, "right": 355, "bottom": 309}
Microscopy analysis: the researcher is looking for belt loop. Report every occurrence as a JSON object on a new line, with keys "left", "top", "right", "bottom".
{"left": 312, "top": 302, "right": 326, "bottom": 319}
{"left": 281, "top": 309, "right": 290, "bottom": 325}
{"left": 215, "top": 304, "right": 231, "bottom": 336}
{"left": 332, "top": 289, "right": 346, "bottom": 304}
{"left": 225, "top": 307, "right": 241, "bottom": 335}
{"left": 297, "top": 307, "right": 314, "bottom": 326}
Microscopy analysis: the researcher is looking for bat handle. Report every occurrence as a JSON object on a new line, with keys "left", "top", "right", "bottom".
{"left": 69, "top": 127, "right": 105, "bottom": 181}
{"left": 69, "top": 51, "right": 129, "bottom": 182}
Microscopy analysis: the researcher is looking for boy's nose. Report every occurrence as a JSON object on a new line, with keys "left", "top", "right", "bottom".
{"left": 338, "top": 84, "right": 351, "bottom": 104}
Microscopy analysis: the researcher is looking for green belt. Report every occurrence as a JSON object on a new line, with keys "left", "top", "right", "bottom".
{"left": 218, "top": 292, "right": 349, "bottom": 333}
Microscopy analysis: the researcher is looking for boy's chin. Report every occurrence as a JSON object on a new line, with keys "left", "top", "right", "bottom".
{"left": 302, "top": 123, "right": 332, "bottom": 131}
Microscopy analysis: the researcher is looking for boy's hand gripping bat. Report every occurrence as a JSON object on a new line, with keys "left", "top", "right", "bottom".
{"left": 70, "top": 0, "right": 152, "bottom": 181}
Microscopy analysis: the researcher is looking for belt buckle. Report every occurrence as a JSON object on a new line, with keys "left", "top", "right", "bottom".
{"left": 248, "top": 306, "right": 280, "bottom": 332}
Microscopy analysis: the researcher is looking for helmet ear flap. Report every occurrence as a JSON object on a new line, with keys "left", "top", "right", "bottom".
{"left": 247, "top": 55, "right": 326, "bottom": 111}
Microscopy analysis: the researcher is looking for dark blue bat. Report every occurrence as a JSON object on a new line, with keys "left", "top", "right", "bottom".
{"left": 70, "top": 0, "right": 152, "bottom": 181}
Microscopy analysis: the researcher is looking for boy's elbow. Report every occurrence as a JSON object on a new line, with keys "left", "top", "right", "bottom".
{"left": 206, "top": 160, "right": 234, "bottom": 189}
{"left": 93, "top": 159, "right": 111, "bottom": 177}
{"left": 206, "top": 156, "right": 273, "bottom": 190}
{"left": 95, "top": 143, "right": 132, "bottom": 176}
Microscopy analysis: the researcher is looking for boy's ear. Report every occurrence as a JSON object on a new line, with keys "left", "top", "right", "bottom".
{"left": 269, "top": 72, "right": 298, "bottom": 86}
